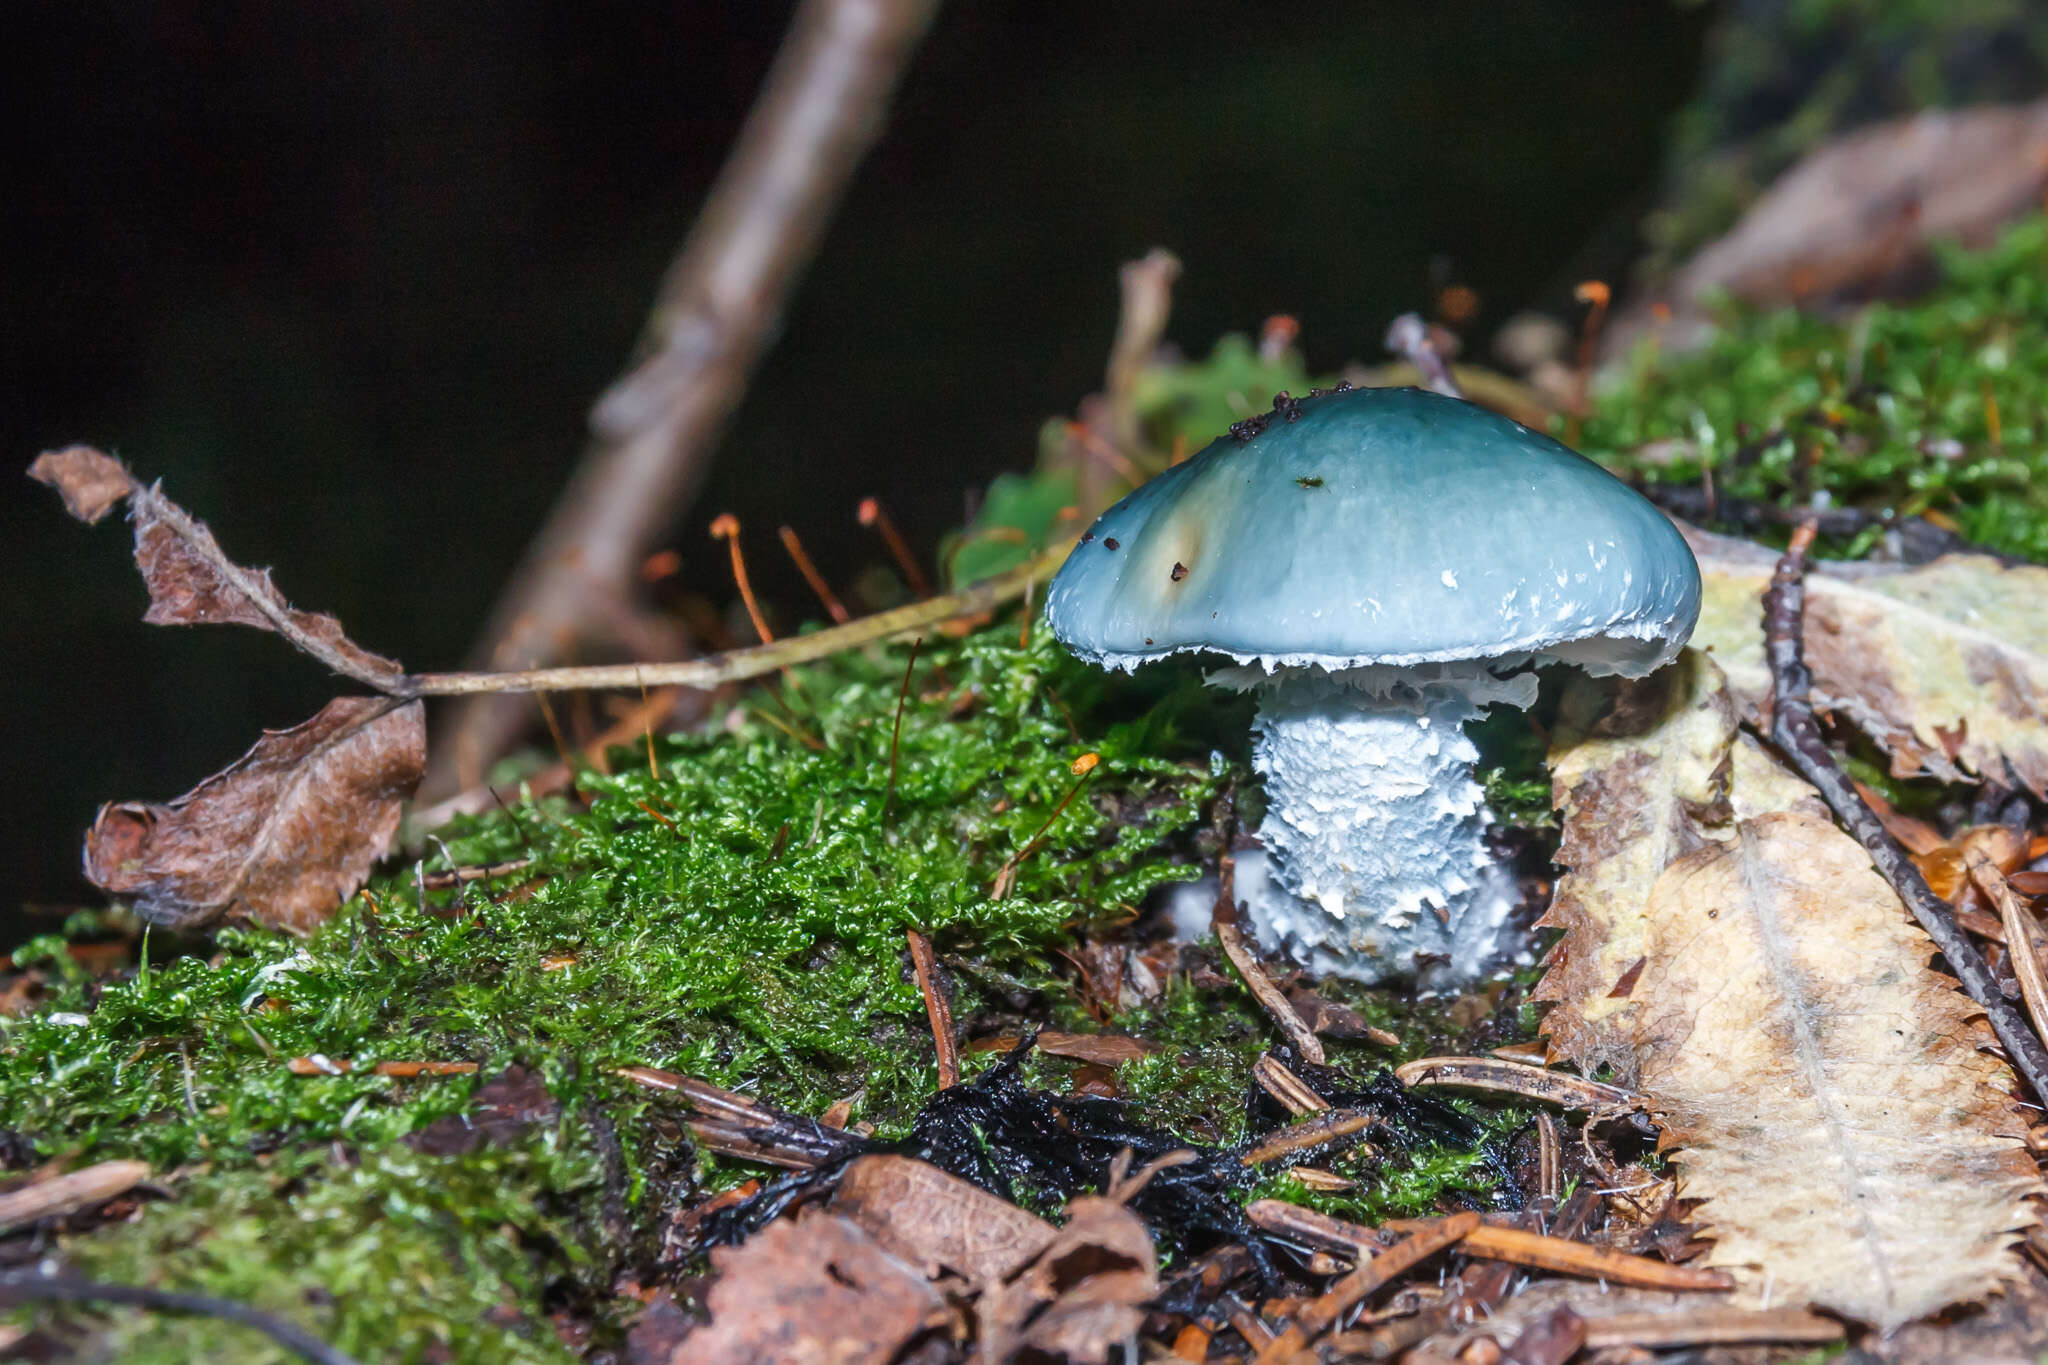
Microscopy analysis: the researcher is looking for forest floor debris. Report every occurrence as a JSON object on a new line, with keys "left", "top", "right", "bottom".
{"left": 5, "top": 218, "right": 2048, "bottom": 1361}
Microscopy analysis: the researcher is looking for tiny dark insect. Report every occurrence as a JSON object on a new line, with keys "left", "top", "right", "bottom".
{"left": 1170, "top": 561, "right": 1188, "bottom": 581}
{"left": 1272, "top": 391, "right": 1302, "bottom": 422}
{"left": 1103, "top": 537, "right": 1120, "bottom": 551}
{"left": 1334, "top": 379, "right": 1353, "bottom": 392}
{"left": 1080, "top": 531, "right": 1094, "bottom": 543}
{"left": 1143, "top": 637, "right": 1153, "bottom": 645}
{"left": 1296, "top": 476, "right": 1324, "bottom": 489}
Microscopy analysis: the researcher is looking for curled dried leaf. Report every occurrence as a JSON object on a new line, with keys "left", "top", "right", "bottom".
{"left": 29, "top": 446, "right": 137, "bottom": 524}
{"left": 129, "top": 491, "right": 404, "bottom": 686}
{"left": 31, "top": 446, "right": 405, "bottom": 688}
{"left": 84, "top": 696, "right": 425, "bottom": 932}
{"left": 669, "top": 1211, "right": 949, "bottom": 1365}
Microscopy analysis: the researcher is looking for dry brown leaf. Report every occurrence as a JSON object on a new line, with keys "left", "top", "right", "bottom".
{"left": 668, "top": 1210, "right": 949, "bottom": 1365}
{"left": 977, "top": 1193, "right": 1158, "bottom": 1365}
{"left": 829, "top": 1154, "right": 1057, "bottom": 1282}
{"left": 32, "top": 445, "right": 404, "bottom": 688}
{"left": 28, "top": 446, "right": 137, "bottom": 524}
{"left": 1686, "top": 524, "right": 2048, "bottom": 796}
{"left": 83, "top": 696, "right": 425, "bottom": 932}
{"left": 1636, "top": 811, "right": 2039, "bottom": 1327}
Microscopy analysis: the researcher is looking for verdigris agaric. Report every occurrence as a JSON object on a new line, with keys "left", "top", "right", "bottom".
{"left": 1044, "top": 385, "right": 1700, "bottom": 986}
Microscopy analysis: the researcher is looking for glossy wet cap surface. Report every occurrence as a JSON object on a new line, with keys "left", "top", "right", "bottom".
{"left": 1043, "top": 386, "right": 1700, "bottom": 675}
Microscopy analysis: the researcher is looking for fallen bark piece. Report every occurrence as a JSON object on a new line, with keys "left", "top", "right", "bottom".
{"left": 668, "top": 1211, "right": 949, "bottom": 1365}
{"left": 829, "top": 1154, "right": 1055, "bottom": 1282}
{"left": 1686, "top": 524, "right": 2048, "bottom": 797}
{"left": 1636, "top": 810, "right": 2040, "bottom": 1327}
{"left": 0, "top": 1160, "right": 152, "bottom": 1231}
{"left": 84, "top": 695, "right": 425, "bottom": 932}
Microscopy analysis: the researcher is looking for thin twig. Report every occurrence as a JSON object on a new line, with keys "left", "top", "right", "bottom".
{"left": 1259, "top": 1212, "right": 1480, "bottom": 1357}
{"left": 1762, "top": 519, "right": 2048, "bottom": 1102}
{"left": 1104, "top": 249, "right": 1182, "bottom": 456}
{"left": 1212, "top": 854, "right": 1324, "bottom": 1065}
{"left": 412, "top": 545, "right": 1066, "bottom": 697}
{"left": 1393, "top": 1056, "right": 1637, "bottom": 1112}
{"left": 1251, "top": 1055, "right": 1329, "bottom": 1117}
{"left": 0, "top": 1270, "right": 363, "bottom": 1365}
{"left": 906, "top": 928, "right": 959, "bottom": 1089}
{"left": 440, "top": 0, "right": 942, "bottom": 790}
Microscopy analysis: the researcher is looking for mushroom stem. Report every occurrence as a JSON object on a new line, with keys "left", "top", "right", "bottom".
{"left": 1237, "top": 673, "right": 1517, "bottom": 986}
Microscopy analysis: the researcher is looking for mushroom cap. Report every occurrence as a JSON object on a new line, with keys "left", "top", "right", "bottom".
{"left": 1044, "top": 386, "right": 1700, "bottom": 677}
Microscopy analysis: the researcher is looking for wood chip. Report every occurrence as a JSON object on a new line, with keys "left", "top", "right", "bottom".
{"left": 0, "top": 1159, "right": 152, "bottom": 1231}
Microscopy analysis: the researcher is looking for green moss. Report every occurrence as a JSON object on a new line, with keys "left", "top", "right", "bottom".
{"left": 1587, "top": 216, "right": 2048, "bottom": 562}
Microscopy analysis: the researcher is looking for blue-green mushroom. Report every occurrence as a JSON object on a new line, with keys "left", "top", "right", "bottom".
{"left": 1044, "top": 385, "right": 1700, "bottom": 987}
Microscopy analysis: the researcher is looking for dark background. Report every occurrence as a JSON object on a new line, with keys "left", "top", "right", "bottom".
{"left": 2, "top": 2, "right": 1710, "bottom": 926}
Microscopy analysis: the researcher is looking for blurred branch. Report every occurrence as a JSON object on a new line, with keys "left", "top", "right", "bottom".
{"left": 434, "top": 0, "right": 943, "bottom": 795}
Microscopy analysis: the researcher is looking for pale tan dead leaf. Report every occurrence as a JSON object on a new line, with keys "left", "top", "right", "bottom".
{"left": 671, "top": 1210, "right": 949, "bottom": 1365}
{"left": 1685, "top": 524, "right": 2048, "bottom": 796}
{"left": 829, "top": 1154, "right": 1056, "bottom": 1282}
{"left": 1537, "top": 650, "right": 1825, "bottom": 1077}
{"left": 1636, "top": 810, "right": 2039, "bottom": 1328}
{"left": 1542, "top": 656, "right": 2042, "bottom": 1327}
{"left": 28, "top": 446, "right": 137, "bottom": 524}
{"left": 83, "top": 696, "right": 425, "bottom": 932}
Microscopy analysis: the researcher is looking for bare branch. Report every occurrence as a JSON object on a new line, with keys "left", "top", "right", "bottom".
{"left": 441, "top": 0, "right": 943, "bottom": 790}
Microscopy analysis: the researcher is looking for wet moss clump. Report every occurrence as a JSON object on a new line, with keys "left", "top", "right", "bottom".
{"left": 1586, "top": 216, "right": 2048, "bottom": 563}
